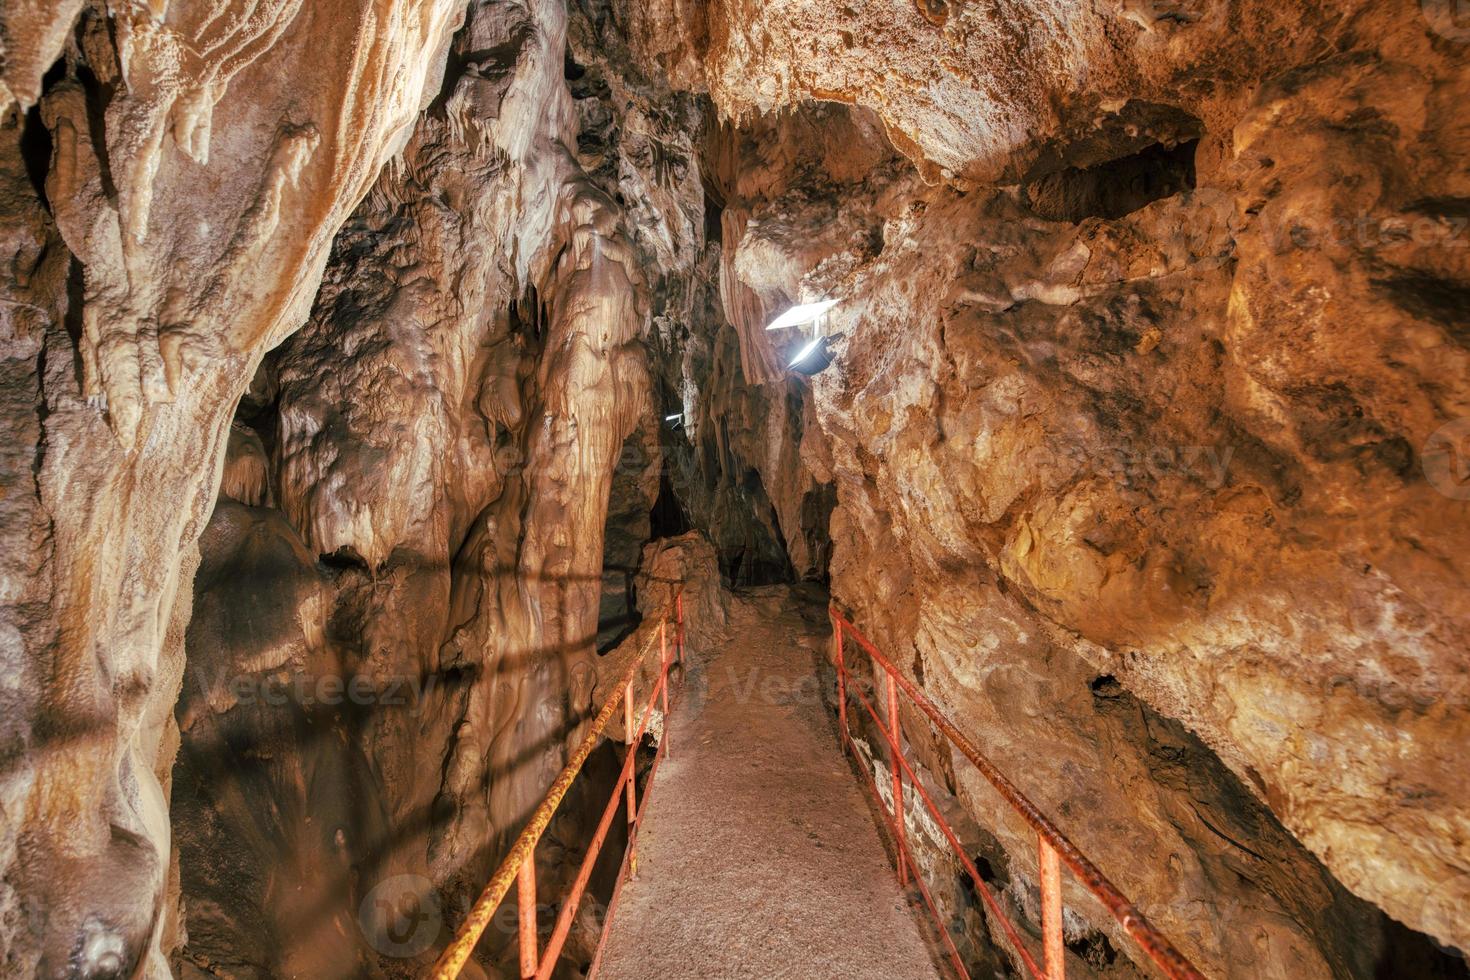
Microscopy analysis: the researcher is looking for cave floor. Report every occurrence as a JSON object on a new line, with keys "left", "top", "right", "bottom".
{"left": 595, "top": 585, "right": 944, "bottom": 980}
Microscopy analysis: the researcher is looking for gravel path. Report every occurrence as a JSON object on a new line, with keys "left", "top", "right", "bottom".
{"left": 595, "top": 586, "right": 943, "bottom": 980}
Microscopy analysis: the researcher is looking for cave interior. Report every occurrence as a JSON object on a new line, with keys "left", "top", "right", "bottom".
{"left": 1, "top": 1, "right": 1469, "bottom": 978}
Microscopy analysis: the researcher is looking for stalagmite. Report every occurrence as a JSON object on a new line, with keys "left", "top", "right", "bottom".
{"left": 1, "top": 1, "right": 1467, "bottom": 978}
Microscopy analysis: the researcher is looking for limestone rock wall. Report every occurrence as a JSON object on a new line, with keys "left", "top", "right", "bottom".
{"left": 805, "top": 47, "right": 1470, "bottom": 970}
{"left": 165, "top": 0, "right": 818, "bottom": 971}
{"left": 169, "top": 0, "right": 673, "bottom": 974}
{"left": 0, "top": 1, "right": 463, "bottom": 974}
{"left": 3, "top": 1, "right": 1468, "bottom": 978}
{"left": 610, "top": 0, "right": 1470, "bottom": 973}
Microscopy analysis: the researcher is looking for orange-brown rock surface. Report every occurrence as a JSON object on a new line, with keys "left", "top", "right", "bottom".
{"left": 620, "top": 0, "right": 1470, "bottom": 972}
{"left": 2, "top": 1, "right": 1467, "bottom": 978}
{"left": 2, "top": 1, "right": 464, "bottom": 974}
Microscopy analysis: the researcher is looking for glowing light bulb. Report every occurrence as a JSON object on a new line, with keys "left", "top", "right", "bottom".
{"left": 788, "top": 336, "right": 824, "bottom": 368}
{"left": 765, "top": 299, "right": 839, "bottom": 331}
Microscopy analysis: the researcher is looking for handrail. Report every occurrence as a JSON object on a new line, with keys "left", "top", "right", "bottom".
{"left": 830, "top": 607, "right": 1205, "bottom": 980}
{"left": 429, "top": 589, "right": 685, "bottom": 979}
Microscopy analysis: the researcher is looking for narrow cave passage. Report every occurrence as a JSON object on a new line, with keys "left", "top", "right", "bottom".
{"left": 3, "top": 3, "right": 1469, "bottom": 980}
{"left": 595, "top": 588, "right": 944, "bottom": 980}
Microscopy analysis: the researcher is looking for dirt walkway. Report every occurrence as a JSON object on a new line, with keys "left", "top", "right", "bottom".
{"left": 594, "top": 586, "right": 943, "bottom": 980}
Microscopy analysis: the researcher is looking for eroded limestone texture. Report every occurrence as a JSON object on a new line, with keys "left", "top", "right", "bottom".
{"left": 2, "top": 0, "right": 463, "bottom": 974}
{"left": 2, "top": 1, "right": 1467, "bottom": 978}
{"left": 171, "top": 0, "right": 668, "bottom": 974}
{"left": 620, "top": 0, "right": 1470, "bottom": 970}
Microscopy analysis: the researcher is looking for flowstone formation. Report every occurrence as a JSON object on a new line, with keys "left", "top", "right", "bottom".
{"left": 171, "top": 0, "right": 677, "bottom": 974}
{"left": 1, "top": 1, "right": 464, "bottom": 975}
{"left": 1, "top": 1, "right": 1467, "bottom": 978}
{"left": 613, "top": 0, "right": 1470, "bottom": 973}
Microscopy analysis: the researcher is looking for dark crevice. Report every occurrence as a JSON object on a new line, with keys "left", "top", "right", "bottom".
{"left": 1023, "top": 139, "right": 1199, "bottom": 223}
{"left": 564, "top": 50, "right": 587, "bottom": 81}
{"left": 649, "top": 471, "right": 691, "bottom": 539}
{"left": 17, "top": 58, "right": 68, "bottom": 211}
{"left": 1065, "top": 931, "right": 1122, "bottom": 972}
{"left": 19, "top": 104, "right": 53, "bottom": 210}
{"left": 62, "top": 257, "right": 85, "bottom": 390}
{"left": 700, "top": 172, "right": 726, "bottom": 245}
{"left": 319, "top": 547, "right": 370, "bottom": 573}
{"left": 73, "top": 59, "right": 120, "bottom": 203}
{"left": 724, "top": 478, "right": 797, "bottom": 586}
{"left": 798, "top": 485, "right": 835, "bottom": 584}
{"left": 1373, "top": 274, "right": 1470, "bottom": 345}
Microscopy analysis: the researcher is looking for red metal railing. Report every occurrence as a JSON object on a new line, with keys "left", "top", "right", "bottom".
{"left": 830, "top": 607, "right": 1205, "bottom": 980}
{"left": 429, "top": 589, "right": 686, "bottom": 980}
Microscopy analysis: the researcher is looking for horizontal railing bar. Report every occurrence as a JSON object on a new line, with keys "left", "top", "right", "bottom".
{"left": 840, "top": 724, "right": 969, "bottom": 980}
{"left": 832, "top": 610, "right": 1205, "bottom": 980}
{"left": 887, "top": 727, "right": 1049, "bottom": 978}
{"left": 536, "top": 671, "right": 668, "bottom": 978}
{"left": 586, "top": 671, "right": 681, "bottom": 980}
{"left": 847, "top": 682, "right": 1045, "bottom": 979}
{"left": 430, "top": 595, "right": 679, "bottom": 980}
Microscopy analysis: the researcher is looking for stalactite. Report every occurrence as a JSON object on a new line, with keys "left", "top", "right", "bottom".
{"left": 1, "top": 1, "right": 1467, "bottom": 977}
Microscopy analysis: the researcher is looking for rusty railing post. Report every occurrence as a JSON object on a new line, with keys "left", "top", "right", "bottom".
{"left": 886, "top": 670, "right": 908, "bottom": 887}
{"left": 1040, "top": 837, "right": 1064, "bottom": 979}
{"left": 623, "top": 680, "right": 637, "bottom": 836}
{"left": 517, "top": 855, "right": 538, "bottom": 979}
{"left": 430, "top": 591, "right": 687, "bottom": 980}
{"left": 832, "top": 612, "right": 848, "bottom": 749}
{"left": 676, "top": 590, "right": 685, "bottom": 664}
{"left": 825, "top": 608, "right": 1204, "bottom": 980}
{"left": 659, "top": 619, "right": 671, "bottom": 759}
